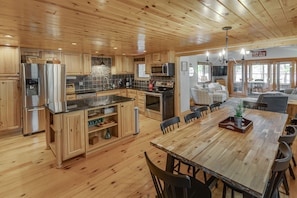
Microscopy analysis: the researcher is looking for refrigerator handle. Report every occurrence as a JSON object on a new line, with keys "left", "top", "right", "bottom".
{"left": 28, "top": 107, "right": 45, "bottom": 112}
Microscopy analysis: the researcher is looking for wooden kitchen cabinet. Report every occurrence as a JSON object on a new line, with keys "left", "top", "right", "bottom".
{"left": 0, "top": 78, "right": 21, "bottom": 132}
{"left": 0, "top": 46, "right": 20, "bottom": 76}
{"left": 62, "top": 53, "right": 83, "bottom": 75}
{"left": 127, "top": 89, "right": 137, "bottom": 106}
{"left": 82, "top": 54, "right": 92, "bottom": 75}
{"left": 152, "top": 50, "right": 175, "bottom": 64}
{"left": 137, "top": 90, "right": 145, "bottom": 114}
{"left": 119, "top": 89, "right": 127, "bottom": 97}
{"left": 111, "top": 55, "right": 134, "bottom": 74}
{"left": 119, "top": 100, "right": 135, "bottom": 137}
{"left": 42, "top": 51, "right": 62, "bottom": 62}
{"left": 62, "top": 110, "right": 85, "bottom": 160}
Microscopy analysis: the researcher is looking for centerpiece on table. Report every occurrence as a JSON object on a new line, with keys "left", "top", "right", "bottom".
{"left": 234, "top": 100, "right": 244, "bottom": 127}
{"left": 219, "top": 100, "right": 253, "bottom": 133}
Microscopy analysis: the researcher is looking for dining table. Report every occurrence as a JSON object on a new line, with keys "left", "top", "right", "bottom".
{"left": 150, "top": 106, "right": 288, "bottom": 197}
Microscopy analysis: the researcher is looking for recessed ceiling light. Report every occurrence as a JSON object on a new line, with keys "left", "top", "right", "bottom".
{"left": 72, "top": 42, "right": 77, "bottom": 45}
{"left": 4, "top": 35, "right": 12, "bottom": 38}
{"left": 5, "top": 43, "right": 10, "bottom": 46}
{"left": 95, "top": 51, "right": 99, "bottom": 54}
{"left": 113, "top": 47, "right": 118, "bottom": 50}
{"left": 58, "top": 48, "right": 62, "bottom": 51}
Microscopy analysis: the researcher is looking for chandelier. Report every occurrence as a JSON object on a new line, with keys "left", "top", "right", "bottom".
{"left": 206, "top": 26, "right": 232, "bottom": 66}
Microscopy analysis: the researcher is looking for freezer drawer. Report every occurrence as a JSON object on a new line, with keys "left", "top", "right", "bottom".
{"left": 23, "top": 107, "right": 46, "bottom": 135}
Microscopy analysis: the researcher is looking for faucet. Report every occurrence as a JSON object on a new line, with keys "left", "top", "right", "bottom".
{"left": 103, "top": 77, "right": 110, "bottom": 90}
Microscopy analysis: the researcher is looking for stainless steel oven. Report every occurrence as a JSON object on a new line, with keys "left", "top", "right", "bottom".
{"left": 145, "top": 92, "right": 163, "bottom": 114}
{"left": 145, "top": 81, "right": 174, "bottom": 121}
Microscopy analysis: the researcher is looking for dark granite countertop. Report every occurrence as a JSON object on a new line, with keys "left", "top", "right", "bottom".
{"left": 47, "top": 95, "right": 134, "bottom": 114}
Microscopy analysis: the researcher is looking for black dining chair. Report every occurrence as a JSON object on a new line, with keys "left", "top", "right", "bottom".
{"left": 160, "top": 116, "right": 180, "bottom": 134}
{"left": 184, "top": 110, "right": 201, "bottom": 123}
{"left": 210, "top": 102, "right": 221, "bottom": 112}
{"left": 193, "top": 106, "right": 209, "bottom": 117}
{"left": 160, "top": 116, "right": 199, "bottom": 178}
{"left": 222, "top": 141, "right": 292, "bottom": 198}
{"left": 144, "top": 151, "right": 212, "bottom": 198}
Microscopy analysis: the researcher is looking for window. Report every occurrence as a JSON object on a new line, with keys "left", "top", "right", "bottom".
{"left": 136, "top": 63, "right": 149, "bottom": 78}
{"left": 197, "top": 62, "right": 211, "bottom": 82}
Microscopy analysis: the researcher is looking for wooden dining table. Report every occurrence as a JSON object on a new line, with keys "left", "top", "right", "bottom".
{"left": 150, "top": 106, "right": 288, "bottom": 197}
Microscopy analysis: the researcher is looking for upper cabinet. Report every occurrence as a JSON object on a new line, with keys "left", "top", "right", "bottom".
{"left": 82, "top": 54, "right": 91, "bottom": 75}
{"left": 62, "top": 52, "right": 83, "bottom": 75}
{"left": 111, "top": 55, "right": 134, "bottom": 74}
{"left": 152, "top": 50, "right": 175, "bottom": 64}
{"left": 23, "top": 49, "right": 89, "bottom": 76}
{"left": 0, "top": 47, "right": 20, "bottom": 76}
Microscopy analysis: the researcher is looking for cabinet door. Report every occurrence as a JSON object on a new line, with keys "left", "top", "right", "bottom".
{"left": 111, "top": 56, "right": 134, "bottom": 74}
{"left": 111, "top": 56, "right": 123, "bottom": 74}
{"left": 0, "top": 79, "right": 21, "bottom": 132}
{"left": 127, "top": 89, "right": 137, "bottom": 106}
{"left": 83, "top": 54, "right": 91, "bottom": 75}
{"left": 122, "top": 56, "right": 134, "bottom": 74}
{"left": 63, "top": 53, "right": 83, "bottom": 75}
{"left": 0, "top": 47, "right": 20, "bottom": 76}
{"left": 119, "top": 101, "right": 135, "bottom": 137}
{"left": 62, "top": 111, "right": 85, "bottom": 160}
{"left": 137, "top": 90, "right": 145, "bottom": 114}
{"left": 152, "top": 53, "right": 161, "bottom": 63}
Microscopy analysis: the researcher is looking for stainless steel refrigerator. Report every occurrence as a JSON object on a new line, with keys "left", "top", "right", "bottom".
{"left": 22, "top": 63, "right": 66, "bottom": 135}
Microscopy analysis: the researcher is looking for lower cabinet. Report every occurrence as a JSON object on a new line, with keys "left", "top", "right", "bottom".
{"left": 46, "top": 109, "right": 85, "bottom": 167}
{"left": 137, "top": 90, "right": 145, "bottom": 114}
{"left": 62, "top": 111, "right": 85, "bottom": 160}
{"left": 0, "top": 78, "right": 21, "bottom": 133}
{"left": 119, "top": 100, "right": 135, "bottom": 137}
{"left": 46, "top": 100, "right": 135, "bottom": 167}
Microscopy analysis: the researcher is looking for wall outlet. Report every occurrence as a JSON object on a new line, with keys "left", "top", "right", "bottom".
{"left": 79, "top": 81, "right": 84, "bottom": 86}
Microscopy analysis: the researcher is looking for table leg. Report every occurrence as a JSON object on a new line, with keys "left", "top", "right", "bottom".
{"left": 165, "top": 154, "right": 175, "bottom": 173}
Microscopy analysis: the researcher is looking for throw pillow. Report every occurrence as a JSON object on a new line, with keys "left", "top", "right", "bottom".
{"left": 291, "top": 88, "right": 297, "bottom": 94}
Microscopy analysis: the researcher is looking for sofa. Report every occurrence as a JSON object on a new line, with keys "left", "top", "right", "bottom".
{"left": 244, "top": 92, "right": 289, "bottom": 113}
{"left": 191, "top": 83, "right": 229, "bottom": 105}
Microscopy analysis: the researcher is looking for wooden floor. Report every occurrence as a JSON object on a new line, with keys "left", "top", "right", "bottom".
{"left": 0, "top": 113, "right": 296, "bottom": 198}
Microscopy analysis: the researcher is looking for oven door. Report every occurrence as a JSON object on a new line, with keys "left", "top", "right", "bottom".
{"left": 145, "top": 92, "right": 163, "bottom": 121}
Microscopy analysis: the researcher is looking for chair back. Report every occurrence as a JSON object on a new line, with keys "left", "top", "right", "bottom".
{"left": 144, "top": 152, "right": 192, "bottom": 198}
{"left": 184, "top": 111, "right": 201, "bottom": 124}
{"left": 197, "top": 106, "right": 209, "bottom": 117}
{"left": 279, "top": 125, "right": 297, "bottom": 145}
{"left": 263, "top": 141, "right": 292, "bottom": 198}
{"left": 210, "top": 102, "right": 220, "bottom": 112}
{"left": 243, "top": 100, "right": 267, "bottom": 110}
{"left": 160, "top": 116, "right": 180, "bottom": 134}
{"left": 261, "top": 95, "right": 288, "bottom": 113}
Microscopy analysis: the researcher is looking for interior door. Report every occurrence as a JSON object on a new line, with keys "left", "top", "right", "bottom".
{"left": 232, "top": 63, "right": 245, "bottom": 96}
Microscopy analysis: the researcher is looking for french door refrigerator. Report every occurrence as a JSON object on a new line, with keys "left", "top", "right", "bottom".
{"left": 22, "top": 63, "right": 66, "bottom": 135}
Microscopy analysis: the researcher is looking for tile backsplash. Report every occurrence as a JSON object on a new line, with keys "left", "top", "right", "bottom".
{"left": 66, "top": 64, "right": 175, "bottom": 91}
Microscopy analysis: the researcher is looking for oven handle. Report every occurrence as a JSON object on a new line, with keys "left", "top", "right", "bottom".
{"left": 145, "top": 92, "right": 162, "bottom": 97}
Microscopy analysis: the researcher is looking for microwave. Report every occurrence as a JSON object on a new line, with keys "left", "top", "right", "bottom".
{"left": 151, "top": 63, "right": 175, "bottom": 76}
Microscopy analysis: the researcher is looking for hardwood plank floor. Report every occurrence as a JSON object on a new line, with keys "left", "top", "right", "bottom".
{"left": 0, "top": 113, "right": 296, "bottom": 198}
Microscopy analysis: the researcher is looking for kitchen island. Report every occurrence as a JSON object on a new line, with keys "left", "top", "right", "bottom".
{"left": 45, "top": 95, "right": 135, "bottom": 168}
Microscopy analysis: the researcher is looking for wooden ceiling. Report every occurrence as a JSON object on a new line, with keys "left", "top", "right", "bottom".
{"left": 1, "top": 0, "right": 297, "bottom": 56}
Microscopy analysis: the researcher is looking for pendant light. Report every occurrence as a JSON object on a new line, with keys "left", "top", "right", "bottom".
{"left": 99, "top": 54, "right": 105, "bottom": 66}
